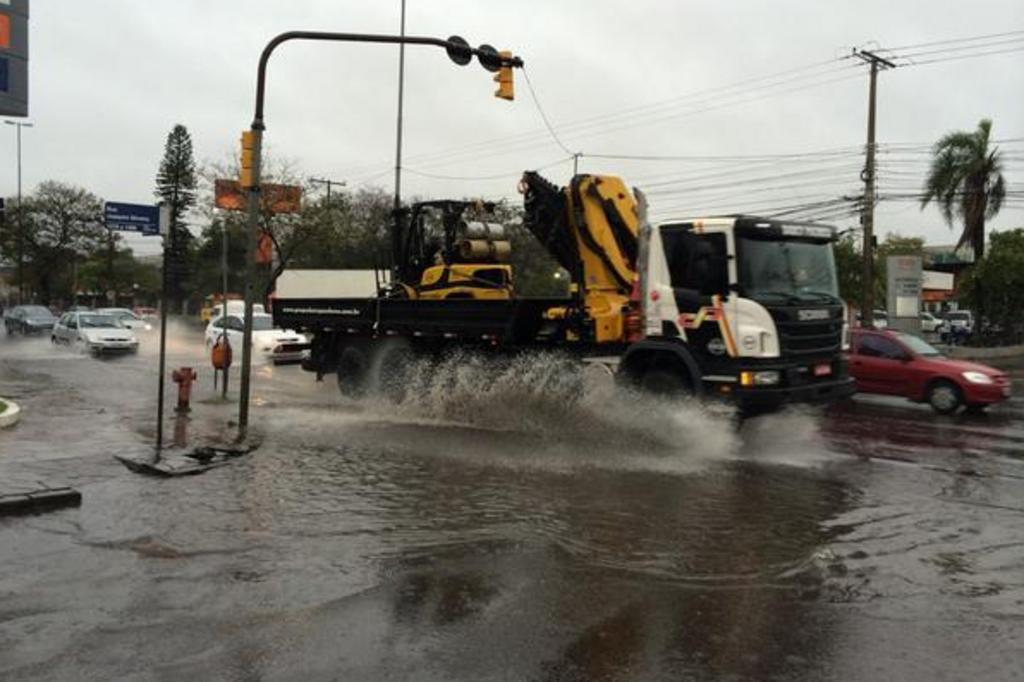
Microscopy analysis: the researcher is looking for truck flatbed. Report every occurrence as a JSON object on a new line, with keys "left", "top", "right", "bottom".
{"left": 275, "top": 297, "right": 570, "bottom": 347}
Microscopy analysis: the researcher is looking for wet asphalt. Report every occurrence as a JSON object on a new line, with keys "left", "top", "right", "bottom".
{"left": 1, "top": 322, "right": 1023, "bottom": 681}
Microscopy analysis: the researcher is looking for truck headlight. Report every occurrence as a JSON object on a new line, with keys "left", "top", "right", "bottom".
{"left": 962, "top": 371, "right": 992, "bottom": 384}
{"left": 740, "top": 370, "right": 780, "bottom": 386}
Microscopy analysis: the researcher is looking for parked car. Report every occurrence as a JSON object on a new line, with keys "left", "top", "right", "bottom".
{"left": 920, "top": 311, "right": 944, "bottom": 334}
{"left": 203, "top": 312, "right": 306, "bottom": 364}
{"left": 848, "top": 328, "right": 1010, "bottom": 413}
{"left": 855, "top": 310, "right": 888, "bottom": 329}
{"left": 52, "top": 312, "right": 139, "bottom": 356}
{"left": 4, "top": 305, "right": 58, "bottom": 335}
{"left": 942, "top": 310, "right": 974, "bottom": 334}
{"left": 133, "top": 306, "right": 159, "bottom": 321}
{"left": 97, "top": 307, "right": 153, "bottom": 331}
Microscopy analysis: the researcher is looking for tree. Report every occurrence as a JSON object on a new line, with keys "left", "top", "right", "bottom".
{"left": 959, "top": 228, "right": 1024, "bottom": 343}
{"left": 833, "top": 234, "right": 862, "bottom": 304}
{"left": 921, "top": 118, "right": 1006, "bottom": 261}
{"left": 832, "top": 232, "right": 922, "bottom": 308}
{"left": 0, "top": 182, "right": 106, "bottom": 304}
{"left": 155, "top": 124, "right": 198, "bottom": 311}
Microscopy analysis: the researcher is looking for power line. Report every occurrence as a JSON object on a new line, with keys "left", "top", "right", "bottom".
{"left": 881, "top": 28, "right": 1024, "bottom": 53}
{"left": 520, "top": 66, "right": 575, "bottom": 158}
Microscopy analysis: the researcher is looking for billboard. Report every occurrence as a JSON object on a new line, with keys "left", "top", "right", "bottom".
{"left": 0, "top": 0, "right": 28, "bottom": 117}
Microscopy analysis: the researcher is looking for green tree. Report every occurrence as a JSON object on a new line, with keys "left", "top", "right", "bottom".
{"left": 833, "top": 234, "right": 862, "bottom": 304}
{"left": 0, "top": 182, "right": 106, "bottom": 304}
{"left": 920, "top": 118, "right": 1006, "bottom": 261}
{"left": 155, "top": 124, "right": 198, "bottom": 311}
{"left": 959, "top": 228, "right": 1024, "bottom": 343}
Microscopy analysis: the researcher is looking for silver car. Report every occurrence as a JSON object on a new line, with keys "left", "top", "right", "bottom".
{"left": 96, "top": 308, "right": 153, "bottom": 331}
{"left": 52, "top": 312, "right": 139, "bottom": 356}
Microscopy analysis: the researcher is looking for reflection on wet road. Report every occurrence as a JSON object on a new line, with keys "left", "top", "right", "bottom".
{"left": 1, "top": 327, "right": 1023, "bottom": 680}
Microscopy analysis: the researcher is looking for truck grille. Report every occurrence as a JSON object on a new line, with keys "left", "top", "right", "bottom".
{"left": 769, "top": 306, "right": 844, "bottom": 357}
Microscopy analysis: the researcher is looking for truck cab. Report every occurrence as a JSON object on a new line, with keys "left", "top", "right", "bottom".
{"left": 623, "top": 216, "right": 854, "bottom": 410}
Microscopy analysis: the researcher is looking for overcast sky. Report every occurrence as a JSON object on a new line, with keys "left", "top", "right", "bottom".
{"left": 2, "top": 0, "right": 1023, "bottom": 257}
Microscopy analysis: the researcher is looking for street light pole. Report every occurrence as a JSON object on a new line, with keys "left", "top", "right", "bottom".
{"left": 4, "top": 120, "right": 34, "bottom": 304}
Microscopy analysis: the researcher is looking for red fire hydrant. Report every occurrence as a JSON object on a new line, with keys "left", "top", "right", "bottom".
{"left": 172, "top": 367, "right": 197, "bottom": 413}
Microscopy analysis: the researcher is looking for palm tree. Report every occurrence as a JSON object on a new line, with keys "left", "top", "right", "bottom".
{"left": 920, "top": 118, "right": 1006, "bottom": 261}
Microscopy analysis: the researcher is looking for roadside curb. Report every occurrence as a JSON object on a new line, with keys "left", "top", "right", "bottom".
{"left": 947, "top": 344, "right": 1024, "bottom": 361}
{"left": 0, "top": 398, "right": 21, "bottom": 429}
{"left": 0, "top": 487, "right": 82, "bottom": 516}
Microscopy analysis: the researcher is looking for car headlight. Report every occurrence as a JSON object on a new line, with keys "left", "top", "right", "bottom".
{"left": 740, "top": 370, "right": 780, "bottom": 386}
{"left": 144, "top": 324, "right": 153, "bottom": 331}
{"left": 962, "top": 371, "right": 993, "bottom": 384}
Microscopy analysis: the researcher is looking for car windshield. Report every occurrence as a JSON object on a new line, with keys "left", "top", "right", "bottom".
{"left": 895, "top": 332, "right": 942, "bottom": 357}
{"left": 101, "top": 309, "right": 138, "bottom": 320}
{"left": 23, "top": 306, "right": 54, "bottom": 318}
{"left": 79, "top": 315, "right": 123, "bottom": 329}
{"left": 252, "top": 316, "right": 274, "bottom": 331}
{"left": 738, "top": 236, "right": 840, "bottom": 304}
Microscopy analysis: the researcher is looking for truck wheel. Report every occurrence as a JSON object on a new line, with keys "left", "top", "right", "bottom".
{"left": 336, "top": 344, "right": 369, "bottom": 398}
{"left": 641, "top": 366, "right": 693, "bottom": 399}
{"left": 927, "top": 380, "right": 962, "bottom": 414}
{"left": 372, "top": 340, "right": 416, "bottom": 402}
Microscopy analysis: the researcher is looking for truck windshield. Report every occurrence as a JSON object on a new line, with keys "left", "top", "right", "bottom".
{"left": 738, "top": 236, "right": 839, "bottom": 304}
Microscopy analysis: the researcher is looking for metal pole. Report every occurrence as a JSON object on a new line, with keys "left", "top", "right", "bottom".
{"left": 221, "top": 220, "right": 229, "bottom": 398}
{"left": 238, "top": 127, "right": 263, "bottom": 437}
{"left": 156, "top": 226, "right": 170, "bottom": 452}
{"left": 16, "top": 124, "right": 22, "bottom": 303}
{"left": 393, "top": 0, "right": 407, "bottom": 217}
{"left": 3, "top": 122, "right": 32, "bottom": 303}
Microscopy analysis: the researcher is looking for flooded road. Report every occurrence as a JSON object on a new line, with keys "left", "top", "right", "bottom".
{"left": 2, "top": 325, "right": 1023, "bottom": 681}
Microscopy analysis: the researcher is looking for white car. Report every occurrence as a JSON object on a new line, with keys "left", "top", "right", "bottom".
{"left": 52, "top": 311, "right": 139, "bottom": 355}
{"left": 97, "top": 308, "right": 153, "bottom": 331}
{"left": 920, "top": 311, "right": 944, "bottom": 334}
{"left": 204, "top": 312, "right": 306, "bottom": 364}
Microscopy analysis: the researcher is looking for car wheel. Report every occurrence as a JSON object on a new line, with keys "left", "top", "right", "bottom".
{"left": 927, "top": 380, "right": 962, "bottom": 414}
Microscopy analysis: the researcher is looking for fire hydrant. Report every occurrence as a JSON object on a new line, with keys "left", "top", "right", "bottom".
{"left": 172, "top": 367, "right": 197, "bottom": 413}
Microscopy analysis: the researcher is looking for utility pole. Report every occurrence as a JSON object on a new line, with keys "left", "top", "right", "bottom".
{"left": 4, "top": 120, "right": 33, "bottom": 303}
{"left": 573, "top": 152, "right": 581, "bottom": 175}
{"left": 310, "top": 177, "right": 346, "bottom": 205}
{"left": 853, "top": 49, "right": 895, "bottom": 328}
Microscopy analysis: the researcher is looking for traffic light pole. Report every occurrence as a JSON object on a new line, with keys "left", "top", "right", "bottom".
{"left": 236, "top": 30, "right": 522, "bottom": 439}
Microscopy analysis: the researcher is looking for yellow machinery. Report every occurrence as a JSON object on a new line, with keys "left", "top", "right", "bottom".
{"left": 391, "top": 199, "right": 515, "bottom": 301}
{"left": 521, "top": 173, "right": 640, "bottom": 344}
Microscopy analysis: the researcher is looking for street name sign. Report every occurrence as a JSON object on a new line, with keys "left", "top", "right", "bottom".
{"left": 105, "top": 202, "right": 161, "bottom": 236}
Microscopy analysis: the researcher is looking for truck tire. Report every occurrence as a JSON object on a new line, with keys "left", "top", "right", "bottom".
{"left": 336, "top": 344, "right": 369, "bottom": 398}
{"left": 641, "top": 366, "right": 693, "bottom": 399}
{"left": 927, "top": 380, "right": 962, "bottom": 414}
{"left": 372, "top": 340, "right": 416, "bottom": 402}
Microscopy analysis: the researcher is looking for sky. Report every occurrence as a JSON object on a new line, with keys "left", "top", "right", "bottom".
{"left": 2, "top": 0, "right": 1023, "bottom": 257}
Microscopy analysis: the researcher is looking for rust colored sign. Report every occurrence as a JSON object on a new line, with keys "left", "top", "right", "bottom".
{"left": 0, "top": 14, "right": 9, "bottom": 49}
{"left": 214, "top": 179, "right": 302, "bottom": 214}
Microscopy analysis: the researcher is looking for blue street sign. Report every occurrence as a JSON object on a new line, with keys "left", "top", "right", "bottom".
{"left": 105, "top": 202, "right": 161, "bottom": 236}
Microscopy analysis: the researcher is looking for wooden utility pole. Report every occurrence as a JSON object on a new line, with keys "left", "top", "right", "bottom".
{"left": 854, "top": 49, "right": 895, "bottom": 328}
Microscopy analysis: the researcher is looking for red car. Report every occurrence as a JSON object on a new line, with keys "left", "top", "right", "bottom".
{"left": 848, "top": 328, "right": 1011, "bottom": 413}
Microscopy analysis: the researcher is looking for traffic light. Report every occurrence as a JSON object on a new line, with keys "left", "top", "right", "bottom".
{"left": 493, "top": 50, "right": 514, "bottom": 101}
{"left": 240, "top": 131, "right": 255, "bottom": 188}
